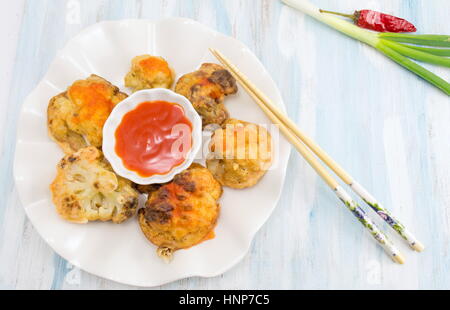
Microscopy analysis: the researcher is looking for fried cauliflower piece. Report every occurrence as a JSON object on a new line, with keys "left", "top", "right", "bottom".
{"left": 138, "top": 163, "right": 222, "bottom": 261}
{"left": 48, "top": 74, "right": 127, "bottom": 154}
{"left": 50, "top": 147, "right": 139, "bottom": 224}
{"left": 124, "top": 55, "right": 174, "bottom": 92}
{"left": 175, "top": 63, "right": 237, "bottom": 127}
{"left": 206, "top": 119, "right": 273, "bottom": 189}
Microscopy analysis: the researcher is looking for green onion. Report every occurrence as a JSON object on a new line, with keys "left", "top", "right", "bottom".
{"left": 399, "top": 45, "right": 450, "bottom": 57}
{"left": 282, "top": 0, "right": 450, "bottom": 96}
{"left": 380, "top": 39, "right": 450, "bottom": 67}
{"left": 376, "top": 43, "right": 450, "bottom": 95}
{"left": 378, "top": 33, "right": 450, "bottom": 47}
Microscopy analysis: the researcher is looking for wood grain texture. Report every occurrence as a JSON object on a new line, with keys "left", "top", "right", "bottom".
{"left": 1, "top": 0, "right": 449, "bottom": 289}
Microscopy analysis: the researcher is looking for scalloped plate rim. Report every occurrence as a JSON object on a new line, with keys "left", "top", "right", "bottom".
{"left": 13, "top": 17, "right": 291, "bottom": 287}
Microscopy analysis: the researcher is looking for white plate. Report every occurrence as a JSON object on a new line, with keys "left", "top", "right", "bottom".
{"left": 13, "top": 18, "right": 290, "bottom": 287}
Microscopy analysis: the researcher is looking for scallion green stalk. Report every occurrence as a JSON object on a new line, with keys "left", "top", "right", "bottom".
{"left": 378, "top": 33, "right": 450, "bottom": 47}
{"left": 399, "top": 45, "right": 450, "bottom": 57}
{"left": 282, "top": 0, "right": 450, "bottom": 96}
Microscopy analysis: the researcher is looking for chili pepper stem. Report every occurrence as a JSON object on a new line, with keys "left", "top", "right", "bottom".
{"left": 319, "top": 9, "right": 355, "bottom": 21}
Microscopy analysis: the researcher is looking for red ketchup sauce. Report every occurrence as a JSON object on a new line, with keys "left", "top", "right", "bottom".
{"left": 115, "top": 101, "right": 192, "bottom": 177}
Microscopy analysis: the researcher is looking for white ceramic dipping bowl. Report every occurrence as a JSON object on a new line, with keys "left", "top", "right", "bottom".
{"left": 103, "top": 88, "right": 202, "bottom": 185}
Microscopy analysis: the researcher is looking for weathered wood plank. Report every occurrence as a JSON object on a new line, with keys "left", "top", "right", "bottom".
{"left": 1, "top": 0, "right": 449, "bottom": 289}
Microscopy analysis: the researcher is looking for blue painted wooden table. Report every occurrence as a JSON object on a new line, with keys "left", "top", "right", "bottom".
{"left": 1, "top": 0, "right": 449, "bottom": 289}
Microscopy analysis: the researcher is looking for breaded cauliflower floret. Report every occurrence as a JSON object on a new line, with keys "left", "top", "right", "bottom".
{"left": 175, "top": 63, "right": 238, "bottom": 127}
{"left": 50, "top": 147, "right": 139, "bottom": 224}
{"left": 138, "top": 163, "right": 222, "bottom": 261}
{"left": 206, "top": 119, "right": 273, "bottom": 189}
{"left": 124, "top": 55, "right": 174, "bottom": 92}
{"left": 47, "top": 74, "right": 127, "bottom": 154}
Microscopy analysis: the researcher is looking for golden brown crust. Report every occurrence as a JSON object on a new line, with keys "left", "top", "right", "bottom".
{"left": 206, "top": 119, "right": 273, "bottom": 189}
{"left": 47, "top": 74, "right": 127, "bottom": 154}
{"left": 50, "top": 147, "right": 139, "bottom": 224}
{"left": 124, "top": 55, "right": 174, "bottom": 92}
{"left": 138, "top": 163, "right": 222, "bottom": 259}
{"left": 175, "top": 63, "right": 237, "bottom": 127}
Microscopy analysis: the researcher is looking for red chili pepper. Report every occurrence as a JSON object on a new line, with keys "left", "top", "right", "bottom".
{"left": 319, "top": 9, "right": 417, "bottom": 33}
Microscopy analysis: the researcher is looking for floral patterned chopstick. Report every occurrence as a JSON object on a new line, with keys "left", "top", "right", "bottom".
{"left": 208, "top": 48, "right": 424, "bottom": 254}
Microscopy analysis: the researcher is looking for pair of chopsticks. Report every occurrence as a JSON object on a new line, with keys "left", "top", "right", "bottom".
{"left": 209, "top": 48, "right": 424, "bottom": 264}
